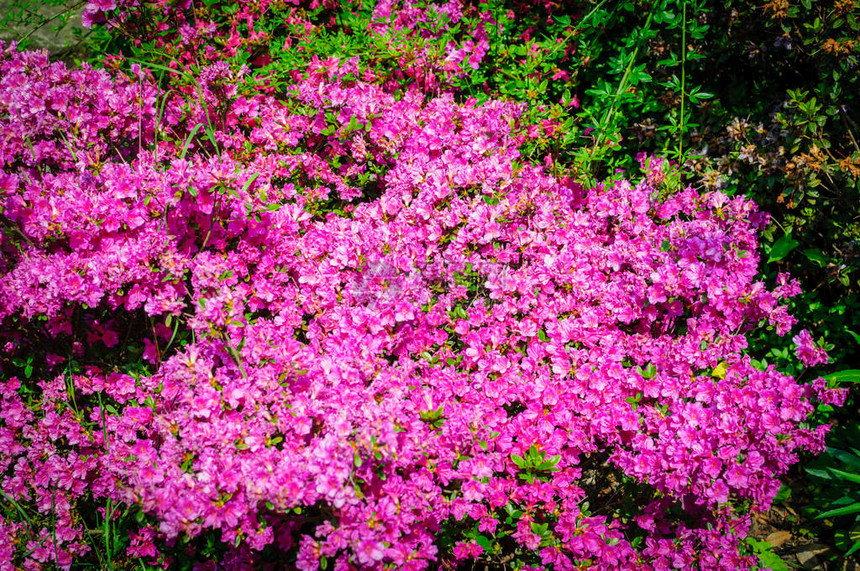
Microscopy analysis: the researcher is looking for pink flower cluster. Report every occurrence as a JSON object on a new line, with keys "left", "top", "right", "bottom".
{"left": 368, "top": 0, "right": 491, "bottom": 92}
{"left": 0, "top": 2, "right": 846, "bottom": 570}
{"left": 82, "top": 0, "right": 493, "bottom": 96}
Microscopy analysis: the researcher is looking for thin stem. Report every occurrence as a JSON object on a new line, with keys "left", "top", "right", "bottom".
{"left": 18, "top": 0, "right": 87, "bottom": 43}
{"left": 104, "top": 498, "right": 114, "bottom": 569}
{"left": 51, "top": 485, "right": 59, "bottom": 570}
{"left": 677, "top": 0, "right": 687, "bottom": 163}
{"left": 162, "top": 314, "right": 182, "bottom": 354}
{"left": 96, "top": 391, "right": 110, "bottom": 451}
{"left": 224, "top": 334, "right": 249, "bottom": 379}
{"left": 587, "top": 1, "right": 658, "bottom": 180}
{"left": 81, "top": 520, "right": 106, "bottom": 568}
{"left": 839, "top": 106, "right": 860, "bottom": 153}
{"left": 0, "top": 489, "right": 35, "bottom": 531}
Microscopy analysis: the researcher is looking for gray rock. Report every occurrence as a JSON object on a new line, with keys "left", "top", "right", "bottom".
{"left": 0, "top": 0, "right": 86, "bottom": 55}
{"left": 795, "top": 542, "right": 831, "bottom": 570}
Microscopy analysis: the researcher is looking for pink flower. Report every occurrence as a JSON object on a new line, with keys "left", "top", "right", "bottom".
{"left": 793, "top": 329, "right": 829, "bottom": 366}
{"left": 452, "top": 540, "right": 483, "bottom": 560}
{"left": 90, "top": 0, "right": 116, "bottom": 10}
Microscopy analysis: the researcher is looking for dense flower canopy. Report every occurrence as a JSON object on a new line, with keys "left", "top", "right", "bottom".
{"left": 0, "top": 1, "right": 846, "bottom": 569}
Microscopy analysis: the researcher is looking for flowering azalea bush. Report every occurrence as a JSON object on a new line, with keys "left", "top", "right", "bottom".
{"left": 0, "top": 1, "right": 848, "bottom": 569}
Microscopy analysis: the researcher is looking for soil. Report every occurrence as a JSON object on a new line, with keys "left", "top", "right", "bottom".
{"left": 750, "top": 466, "right": 860, "bottom": 571}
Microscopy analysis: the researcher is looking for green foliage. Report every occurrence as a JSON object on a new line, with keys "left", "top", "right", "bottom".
{"left": 806, "top": 425, "right": 860, "bottom": 559}
{"left": 510, "top": 444, "right": 561, "bottom": 483}
{"left": 744, "top": 536, "right": 790, "bottom": 571}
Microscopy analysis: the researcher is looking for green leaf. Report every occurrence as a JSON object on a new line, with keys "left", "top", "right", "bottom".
{"left": 824, "top": 369, "right": 860, "bottom": 384}
{"left": 419, "top": 406, "right": 446, "bottom": 429}
{"left": 768, "top": 232, "right": 799, "bottom": 263}
{"left": 242, "top": 172, "right": 260, "bottom": 194}
{"left": 806, "top": 468, "right": 833, "bottom": 479}
{"left": 827, "top": 446, "right": 860, "bottom": 468}
{"left": 803, "top": 248, "right": 831, "bottom": 266}
{"left": 816, "top": 502, "right": 860, "bottom": 518}
{"left": 774, "top": 483, "right": 792, "bottom": 504}
{"left": 757, "top": 551, "right": 789, "bottom": 571}
{"left": 474, "top": 534, "right": 492, "bottom": 550}
{"left": 845, "top": 533, "right": 860, "bottom": 557}
{"left": 637, "top": 363, "right": 657, "bottom": 379}
{"left": 180, "top": 123, "right": 204, "bottom": 159}
{"left": 537, "top": 454, "right": 561, "bottom": 471}
{"left": 827, "top": 468, "right": 860, "bottom": 484}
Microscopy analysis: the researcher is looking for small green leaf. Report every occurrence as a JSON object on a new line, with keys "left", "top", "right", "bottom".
{"left": 538, "top": 455, "right": 561, "bottom": 471}
{"left": 774, "top": 483, "right": 792, "bottom": 504}
{"left": 757, "top": 550, "right": 789, "bottom": 571}
{"left": 474, "top": 534, "right": 492, "bottom": 550}
{"left": 637, "top": 363, "right": 657, "bottom": 379}
{"left": 242, "top": 172, "right": 260, "bottom": 194}
{"left": 803, "top": 248, "right": 831, "bottom": 266}
{"left": 180, "top": 123, "right": 203, "bottom": 159}
{"left": 530, "top": 522, "right": 549, "bottom": 536}
{"left": 841, "top": 526, "right": 860, "bottom": 557}
{"left": 768, "top": 232, "right": 799, "bottom": 263}
{"left": 806, "top": 468, "right": 833, "bottom": 480}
